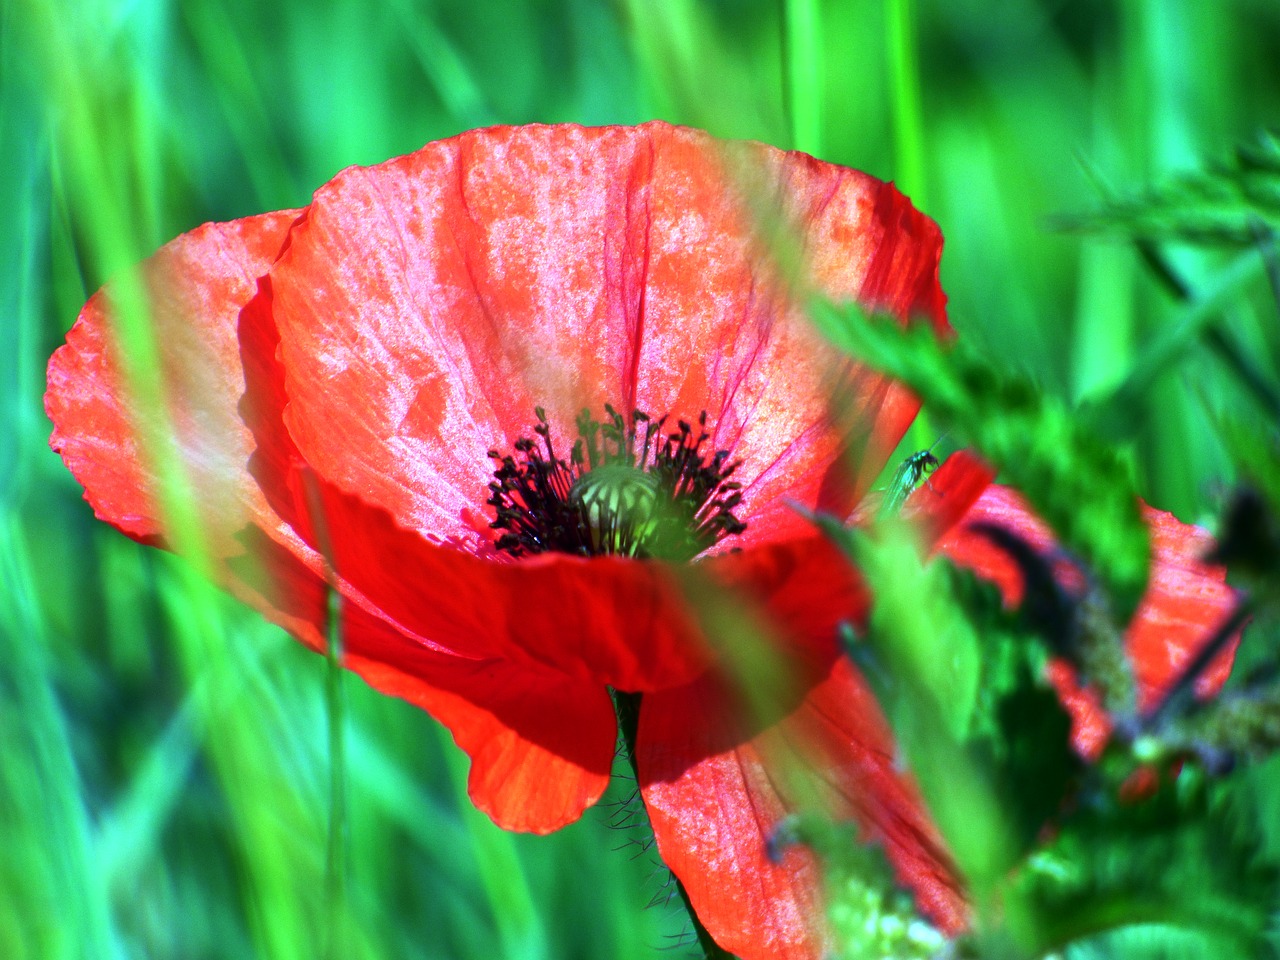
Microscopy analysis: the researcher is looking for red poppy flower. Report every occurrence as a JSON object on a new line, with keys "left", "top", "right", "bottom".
{"left": 46, "top": 122, "right": 1236, "bottom": 959}
{"left": 931, "top": 482, "right": 1239, "bottom": 759}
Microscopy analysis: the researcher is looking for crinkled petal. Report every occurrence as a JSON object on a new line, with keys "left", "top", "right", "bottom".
{"left": 267, "top": 122, "right": 946, "bottom": 556}
{"left": 1129, "top": 506, "right": 1239, "bottom": 708}
{"left": 234, "top": 517, "right": 619, "bottom": 833}
{"left": 46, "top": 211, "right": 300, "bottom": 551}
{"left": 48, "top": 212, "right": 614, "bottom": 833}
{"left": 1042, "top": 660, "right": 1112, "bottom": 760}
{"left": 935, "top": 484, "right": 1240, "bottom": 751}
{"left": 300, "top": 474, "right": 715, "bottom": 691}
{"left": 638, "top": 657, "right": 965, "bottom": 960}
{"left": 361, "top": 654, "right": 615, "bottom": 831}
{"left": 697, "top": 534, "right": 870, "bottom": 666}
{"left": 240, "top": 249, "right": 717, "bottom": 692}
{"left": 231, "top": 528, "right": 615, "bottom": 831}
{"left": 639, "top": 672, "right": 826, "bottom": 960}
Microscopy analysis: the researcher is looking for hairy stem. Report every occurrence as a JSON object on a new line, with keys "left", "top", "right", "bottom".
{"left": 611, "top": 690, "right": 737, "bottom": 960}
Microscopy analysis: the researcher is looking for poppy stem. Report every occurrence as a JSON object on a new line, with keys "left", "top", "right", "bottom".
{"left": 322, "top": 582, "right": 351, "bottom": 958}
{"left": 301, "top": 469, "right": 350, "bottom": 957}
{"left": 611, "top": 690, "right": 738, "bottom": 960}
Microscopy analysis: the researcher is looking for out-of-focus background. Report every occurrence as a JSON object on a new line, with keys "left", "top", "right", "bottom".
{"left": 5, "top": 1, "right": 1280, "bottom": 958}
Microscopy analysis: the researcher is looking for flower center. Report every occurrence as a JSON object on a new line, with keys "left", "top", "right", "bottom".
{"left": 486, "top": 405, "right": 747, "bottom": 561}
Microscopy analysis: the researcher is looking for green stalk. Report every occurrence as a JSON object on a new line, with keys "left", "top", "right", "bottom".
{"left": 885, "top": 0, "right": 926, "bottom": 209}
{"left": 0, "top": 514, "right": 122, "bottom": 959}
{"left": 782, "top": 0, "right": 823, "bottom": 156}
{"left": 323, "top": 583, "right": 350, "bottom": 960}
{"left": 885, "top": 0, "right": 936, "bottom": 455}
{"left": 301, "top": 474, "right": 351, "bottom": 960}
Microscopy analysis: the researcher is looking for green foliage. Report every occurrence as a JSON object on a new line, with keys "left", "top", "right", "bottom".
{"left": 1061, "top": 131, "right": 1280, "bottom": 247}
{"left": 809, "top": 113, "right": 1280, "bottom": 953}
{"left": 821, "top": 521, "right": 1082, "bottom": 903}
{"left": 1013, "top": 771, "right": 1280, "bottom": 958}
{"left": 811, "top": 304, "right": 1151, "bottom": 619}
{"left": 813, "top": 499, "right": 1280, "bottom": 959}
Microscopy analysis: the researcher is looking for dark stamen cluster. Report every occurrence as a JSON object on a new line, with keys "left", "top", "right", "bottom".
{"left": 487, "top": 405, "right": 747, "bottom": 562}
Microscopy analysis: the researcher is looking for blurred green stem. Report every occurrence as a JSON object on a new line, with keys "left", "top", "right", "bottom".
{"left": 323, "top": 584, "right": 350, "bottom": 959}
{"left": 0, "top": 513, "right": 120, "bottom": 957}
{"left": 1089, "top": 249, "right": 1264, "bottom": 439}
{"left": 886, "top": 0, "right": 926, "bottom": 208}
{"left": 782, "top": 0, "right": 822, "bottom": 156}
{"left": 1082, "top": 162, "right": 1280, "bottom": 421}
{"left": 1252, "top": 220, "right": 1280, "bottom": 315}
{"left": 302, "top": 473, "right": 351, "bottom": 959}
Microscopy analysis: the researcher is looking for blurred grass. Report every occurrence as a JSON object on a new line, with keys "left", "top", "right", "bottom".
{"left": 5, "top": 0, "right": 1280, "bottom": 957}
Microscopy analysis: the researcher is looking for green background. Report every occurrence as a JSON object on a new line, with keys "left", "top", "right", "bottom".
{"left": 5, "top": 1, "right": 1280, "bottom": 957}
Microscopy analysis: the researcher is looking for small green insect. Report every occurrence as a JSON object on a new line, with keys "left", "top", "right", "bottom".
{"left": 878, "top": 441, "right": 943, "bottom": 519}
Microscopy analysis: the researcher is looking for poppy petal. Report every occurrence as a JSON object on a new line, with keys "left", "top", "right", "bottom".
{"left": 266, "top": 123, "right": 946, "bottom": 557}
{"left": 46, "top": 210, "right": 300, "bottom": 551}
{"left": 637, "top": 538, "right": 960, "bottom": 959}
{"left": 239, "top": 251, "right": 716, "bottom": 692}
{"left": 230, "top": 527, "right": 615, "bottom": 831}
{"left": 47, "top": 211, "right": 614, "bottom": 833}
{"left": 935, "top": 485, "right": 1240, "bottom": 750}
{"left": 639, "top": 673, "right": 827, "bottom": 960}
{"left": 308, "top": 471, "right": 713, "bottom": 689}
{"left": 696, "top": 534, "right": 869, "bottom": 667}
{"left": 1128, "top": 505, "right": 1239, "bottom": 708}
{"left": 355, "top": 654, "right": 615, "bottom": 832}
{"left": 638, "top": 656, "right": 965, "bottom": 960}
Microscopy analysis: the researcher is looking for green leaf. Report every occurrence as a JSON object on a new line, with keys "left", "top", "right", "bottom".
{"left": 954, "top": 568, "right": 1085, "bottom": 856}
{"left": 1012, "top": 772, "right": 1280, "bottom": 958}
{"left": 829, "top": 520, "right": 1022, "bottom": 908}
{"left": 1058, "top": 130, "right": 1280, "bottom": 247}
